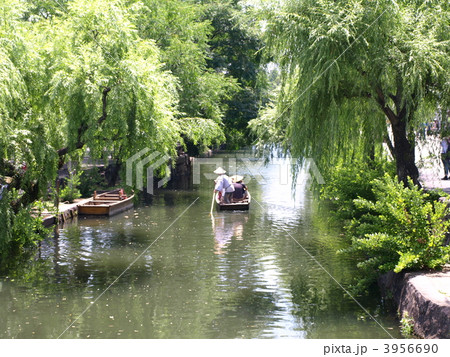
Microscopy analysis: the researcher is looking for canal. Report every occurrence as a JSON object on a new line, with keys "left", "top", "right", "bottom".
{"left": 0, "top": 154, "right": 401, "bottom": 338}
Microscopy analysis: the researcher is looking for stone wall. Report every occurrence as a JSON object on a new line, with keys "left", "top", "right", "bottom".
{"left": 378, "top": 270, "right": 450, "bottom": 339}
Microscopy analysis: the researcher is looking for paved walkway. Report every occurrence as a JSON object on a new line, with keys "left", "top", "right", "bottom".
{"left": 39, "top": 198, "right": 91, "bottom": 227}
{"left": 417, "top": 135, "right": 450, "bottom": 194}
{"left": 412, "top": 267, "right": 450, "bottom": 301}
{"left": 411, "top": 136, "right": 450, "bottom": 337}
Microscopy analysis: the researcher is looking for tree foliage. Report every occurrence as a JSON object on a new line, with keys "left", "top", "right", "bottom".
{"left": 132, "top": 0, "right": 239, "bottom": 124}
{"left": 47, "top": 0, "right": 183, "bottom": 164}
{"left": 0, "top": 0, "right": 260, "bottom": 259}
{"left": 250, "top": 0, "right": 450, "bottom": 185}
{"left": 203, "top": 0, "right": 267, "bottom": 148}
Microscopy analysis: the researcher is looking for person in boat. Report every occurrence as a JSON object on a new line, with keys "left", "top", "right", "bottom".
{"left": 230, "top": 175, "right": 247, "bottom": 201}
{"left": 213, "top": 167, "right": 234, "bottom": 204}
{"left": 119, "top": 188, "right": 127, "bottom": 200}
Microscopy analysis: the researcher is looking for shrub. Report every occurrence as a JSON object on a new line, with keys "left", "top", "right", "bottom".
{"left": 320, "top": 160, "right": 395, "bottom": 219}
{"left": 79, "top": 168, "right": 106, "bottom": 197}
{"left": 60, "top": 170, "right": 81, "bottom": 203}
{"left": 342, "top": 174, "right": 450, "bottom": 281}
{"left": 0, "top": 189, "right": 49, "bottom": 264}
{"left": 400, "top": 311, "right": 415, "bottom": 338}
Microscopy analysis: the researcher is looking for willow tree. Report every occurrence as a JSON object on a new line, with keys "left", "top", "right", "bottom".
{"left": 0, "top": 0, "right": 64, "bottom": 256}
{"left": 0, "top": 0, "right": 213, "bottom": 254}
{"left": 252, "top": 0, "right": 449, "bottom": 185}
{"left": 48, "top": 0, "right": 183, "bottom": 168}
{"left": 0, "top": 0, "right": 60, "bottom": 201}
{"left": 1, "top": 0, "right": 230, "bottom": 201}
{"left": 132, "top": 0, "right": 239, "bottom": 124}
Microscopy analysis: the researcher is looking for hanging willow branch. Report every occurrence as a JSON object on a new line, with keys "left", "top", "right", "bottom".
{"left": 251, "top": 0, "right": 449, "bottom": 185}
{"left": 57, "top": 86, "right": 111, "bottom": 162}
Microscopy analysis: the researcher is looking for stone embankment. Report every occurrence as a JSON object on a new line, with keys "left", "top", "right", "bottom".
{"left": 379, "top": 269, "right": 450, "bottom": 339}
{"left": 382, "top": 137, "right": 450, "bottom": 338}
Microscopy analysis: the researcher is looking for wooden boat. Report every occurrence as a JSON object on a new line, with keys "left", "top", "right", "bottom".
{"left": 216, "top": 191, "right": 251, "bottom": 211}
{"left": 78, "top": 190, "right": 135, "bottom": 216}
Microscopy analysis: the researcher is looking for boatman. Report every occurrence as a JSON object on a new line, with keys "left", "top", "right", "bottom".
{"left": 213, "top": 167, "right": 235, "bottom": 204}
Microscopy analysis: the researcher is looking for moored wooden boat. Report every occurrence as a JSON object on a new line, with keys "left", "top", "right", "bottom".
{"left": 78, "top": 190, "right": 135, "bottom": 216}
{"left": 215, "top": 191, "right": 251, "bottom": 211}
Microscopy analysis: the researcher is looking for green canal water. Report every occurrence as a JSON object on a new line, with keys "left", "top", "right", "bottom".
{"left": 0, "top": 156, "right": 401, "bottom": 338}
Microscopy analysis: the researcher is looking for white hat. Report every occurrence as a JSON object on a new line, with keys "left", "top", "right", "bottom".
{"left": 213, "top": 167, "right": 226, "bottom": 175}
{"left": 230, "top": 175, "right": 244, "bottom": 183}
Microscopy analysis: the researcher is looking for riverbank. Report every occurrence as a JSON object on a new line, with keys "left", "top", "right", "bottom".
{"left": 378, "top": 268, "right": 450, "bottom": 339}
{"left": 38, "top": 198, "right": 91, "bottom": 227}
{"left": 378, "top": 141, "right": 450, "bottom": 339}
{"left": 38, "top": 147, "right": 197, "bottom": 228}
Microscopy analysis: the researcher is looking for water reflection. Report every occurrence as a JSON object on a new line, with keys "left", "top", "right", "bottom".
{"left": 212, "top": 213, "right": 248, "bottom": 255}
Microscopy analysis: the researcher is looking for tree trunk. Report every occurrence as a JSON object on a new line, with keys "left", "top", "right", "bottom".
{"left": 57, "top": 86, "right": 111, "bottom": 168}
{"left": 375, "top": 86, "right": 420, "bottom": 187}
{"left": 105, "top": 163, "right": 121, "bottom": 187}
{"left": 391, "top": 117, "right": 420, "bottom": 187}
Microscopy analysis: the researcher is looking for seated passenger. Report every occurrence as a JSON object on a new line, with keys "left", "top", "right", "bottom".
{"left": 231, "top": 175, "right": 247, "bottom": 201}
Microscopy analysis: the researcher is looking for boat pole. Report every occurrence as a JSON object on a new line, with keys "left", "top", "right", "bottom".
{"left": 209, "top": 191, "right": 215, "bottom": 216}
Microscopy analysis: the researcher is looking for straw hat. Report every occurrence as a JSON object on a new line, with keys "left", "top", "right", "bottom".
{"left": 213, "top": 167, "right": 226, "bottom": 175}
{"left": 230, "top": 175, "right": 244, "bottom": 183}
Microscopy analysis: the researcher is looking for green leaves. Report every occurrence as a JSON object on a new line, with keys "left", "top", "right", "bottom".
{"left": 0, "top": 0, "right": 262, "bottom": 256}
{"left": 178, "top": 117, "right": 225, "bottom": 150}
{"left": 59, "top": 170, "right": 82, "bottom": 203}
{"left": 346, "top": 174, "right": 450, "bottom": 276}
{"left": 44, "top": 0, "right": 187, "bottom": 163}
{"left": 320, "top": 159, "right": 395, "bottom": 219}
{"left": 134, "top": 0, "right": 240, "bottom": 125}
{"left": 252, "top": 0, "right": 449, "bottom": 183}
{"left": 325, "top": 163, "right": 450, "bottom": 291}
{"left": 0, "top": 188, "right": 49, "bottom": 261}
{"left": 1, "top": 0, "right": 182, "bottom": 252}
